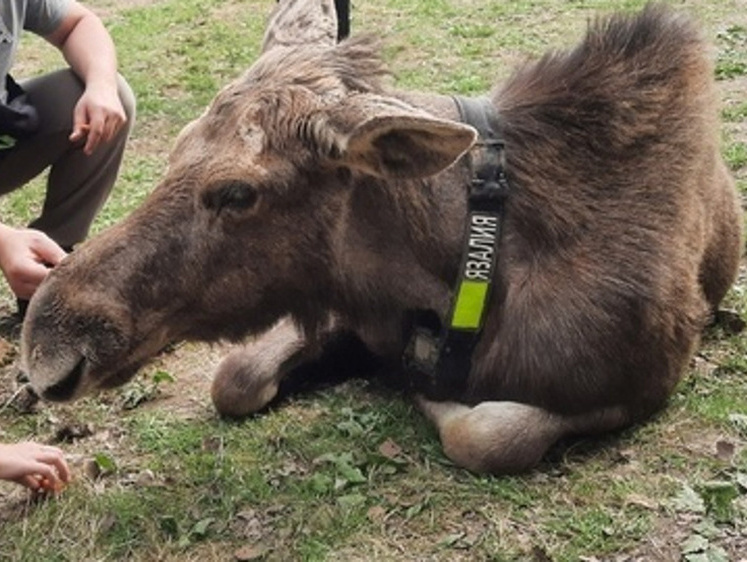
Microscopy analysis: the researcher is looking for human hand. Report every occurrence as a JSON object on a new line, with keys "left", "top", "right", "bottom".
{"left": 0, "top": 441, "right": 71, "bottom": 492}
{"left": 69, "top": 82, "right": 127, "bottom": 155}
{"left": 0, "top": 225, "right": 68, "bottom": 299}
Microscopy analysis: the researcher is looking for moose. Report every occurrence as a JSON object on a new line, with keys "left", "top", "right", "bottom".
{"left": 21, "top": 0, "right": 741, "bottom": 474}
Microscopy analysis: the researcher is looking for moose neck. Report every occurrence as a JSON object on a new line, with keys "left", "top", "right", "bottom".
{"left": 402, "top": 95, "right": 510, "bottom": 399}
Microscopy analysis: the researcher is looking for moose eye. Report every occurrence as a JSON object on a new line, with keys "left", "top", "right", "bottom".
{"left": 203, "top": 181, "right": 258, "bottom": 214}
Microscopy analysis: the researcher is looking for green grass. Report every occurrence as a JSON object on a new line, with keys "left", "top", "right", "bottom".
{"left": 723, "top": 102, "right": 747, "bottom": 123}
{"left": 716, "top": 25, "right": 747, "bottom": 79}
{"left": 725, "top": 141, "right": 747, "bottom": 171}
{"left": 1, "top": 0, "right": 746, "bottom": 560}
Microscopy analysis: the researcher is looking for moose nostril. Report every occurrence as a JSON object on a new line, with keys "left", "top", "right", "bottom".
{"left": 42, "top": 356, "right": 87, "bottom": 402}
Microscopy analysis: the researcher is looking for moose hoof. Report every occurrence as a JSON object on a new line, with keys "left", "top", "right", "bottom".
{"left": 210, "top": 349, "right": 279, "bottom": 418}
{"left": 417, "top": 398, "right": 564, "bottom": 474}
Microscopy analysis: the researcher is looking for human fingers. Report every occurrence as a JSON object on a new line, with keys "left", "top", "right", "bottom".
{"left": 92, "top": 107, "right": 125, "bottom": 150}
{"left": 16, "top": 474, "right": 43, "bottom": 491}
{"left": 38, "top": 474, "right": 66, "bottom": 493}
{"left": 69, "top": 100, "right": 92, "bottom": 145}
{"left": 4, "top": 231, "right": 65, "bottom": 298}
{"left": 27, "top": 457, "right": 68, "bottom": 493}
{"left": 11, "top": 281, "right": 37, "bottom": 300}
{"left": 30, "top": 234, "right": 68, "bottom": 267}
{"left": 83, "top": 116, "right": 105, "bottom": 155}
{"left": 39, "top": 446, "right": 71, "bottom": 484}
{"left": 72, "top": 98, "right": 105, "bottom": 155}
{"left": 69, "top": 122, "right": 90, "bottom": 143}
{"left": 88, "top": 101, "right": 125, "bottom": 151}
{"left": 75, "top": 90, "right": 126, "bottom": 153}
{"left": 103, "top": 110, "right": 126, "bottom": 143}
{"left": 13, "top": 462, "right": 58, "bottom": 491}
{"left": 18, "top": 473, "right": 65, "bottom": 494}
{"left": 8, "top": 262, "right": 50, "bottom": 300}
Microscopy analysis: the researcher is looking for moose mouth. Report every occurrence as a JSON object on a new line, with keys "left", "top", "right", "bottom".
{"left": 41, "top": 356, "right": 87, "bottom": 402}
{"left": 37, "top": 354, "right": 145, "bottom": 402}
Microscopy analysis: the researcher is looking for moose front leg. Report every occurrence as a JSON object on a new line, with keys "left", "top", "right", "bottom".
{"left": 211, "top": 317, "right": 383, "bottom": 417}
{"left": 211, "top": 317, "right": 307, "bottom": 417}
{"left": 417, "top": 397, "right": 630, "bottom": 474}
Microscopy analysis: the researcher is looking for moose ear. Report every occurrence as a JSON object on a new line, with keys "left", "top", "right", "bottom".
{"left": 262, "top": 0, "right": 339, "bottom": 52}
{"left": 331, "top": 95, "right": 478, "bottom": 180}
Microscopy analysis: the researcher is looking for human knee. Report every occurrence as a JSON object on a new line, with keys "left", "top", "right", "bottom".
{"left": 116, "top": 74, "right": 137, "bottom": 133}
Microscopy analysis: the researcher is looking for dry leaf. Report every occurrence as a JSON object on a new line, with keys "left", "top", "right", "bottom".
{"left": 367, "top": 505, "right": 387, "bottom": 522}
{"left": 624, "top": 493, "right": 658, "bottom": 511}
{"left": 379, "top": 438, "right": 403, "bottom": 460}
{"left": 715, "top": 439, "right": 735, "bottom": 462}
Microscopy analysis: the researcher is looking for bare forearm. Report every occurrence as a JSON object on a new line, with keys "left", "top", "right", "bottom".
{"left": 44, "top": 2, "right": 127, "bottom": 154}
{"left": 59, "top": 11, "right": 119, "bottom": 91}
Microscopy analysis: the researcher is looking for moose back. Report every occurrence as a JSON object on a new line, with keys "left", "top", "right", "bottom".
{"left": 22, "top": 1, "right": 741, "bottom": 474}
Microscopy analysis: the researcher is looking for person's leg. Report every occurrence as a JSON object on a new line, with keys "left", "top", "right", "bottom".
{"left": 334, "top": 0, "right": 350, "bottom": 40}
{"left": 0, "top": 69, "right": 136, "bottom": 248}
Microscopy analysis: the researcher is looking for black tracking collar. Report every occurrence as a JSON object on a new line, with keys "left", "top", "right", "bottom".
{"left": 404, "top": 96, "right": 509, "bottom": 399}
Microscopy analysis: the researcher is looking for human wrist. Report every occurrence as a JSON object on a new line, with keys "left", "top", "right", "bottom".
{"left": 0, "top": 224, "right": 17, "bottom": 265}
{"left": 82, "top": 66, "right": 119, "bottom": 94}
{"left": 0, "top": 444, "right": 15, "bottom": 480}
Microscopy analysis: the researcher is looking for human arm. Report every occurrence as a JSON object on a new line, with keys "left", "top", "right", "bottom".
{"left": 0, "top": 441, "right": 71, "bottom": 492}
{"left": 0, "top": 223, "right": 67, "bottom": 299}
{"left": 44, "top": 1, "right": 127, "bottom": 155}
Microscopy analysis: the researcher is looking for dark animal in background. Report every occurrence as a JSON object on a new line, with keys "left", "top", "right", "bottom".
{"left": 22, "top": 0, "right": 741, "bottom": 474}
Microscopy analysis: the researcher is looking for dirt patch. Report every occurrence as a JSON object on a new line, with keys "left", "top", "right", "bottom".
{"left": 136, "top": 341, "right": 227, "bottom": 417}
{"left": 719, "top": 75, "right": 747, "bottom": 105}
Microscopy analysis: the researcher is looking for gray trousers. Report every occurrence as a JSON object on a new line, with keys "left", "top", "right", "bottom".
{"left": 0, "top": 69, "right": 135, "bottom": 248}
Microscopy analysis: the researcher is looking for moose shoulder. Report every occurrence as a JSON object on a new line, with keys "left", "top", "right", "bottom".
{"left": 21, "top": 1, "right": 742, "bottom": 474}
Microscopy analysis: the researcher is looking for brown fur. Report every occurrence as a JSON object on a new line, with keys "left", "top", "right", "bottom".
{"left": 21, "top": 1, "right": 741, "bottom": 474}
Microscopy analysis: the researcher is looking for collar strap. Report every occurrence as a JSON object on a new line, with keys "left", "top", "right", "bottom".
{"left": 404, "top": 96, "right": 509, "bottom": 398}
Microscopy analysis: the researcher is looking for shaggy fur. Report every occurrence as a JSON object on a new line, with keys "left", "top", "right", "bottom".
{"left": 22, "top": 1, "right": 741, "bottom": 474}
